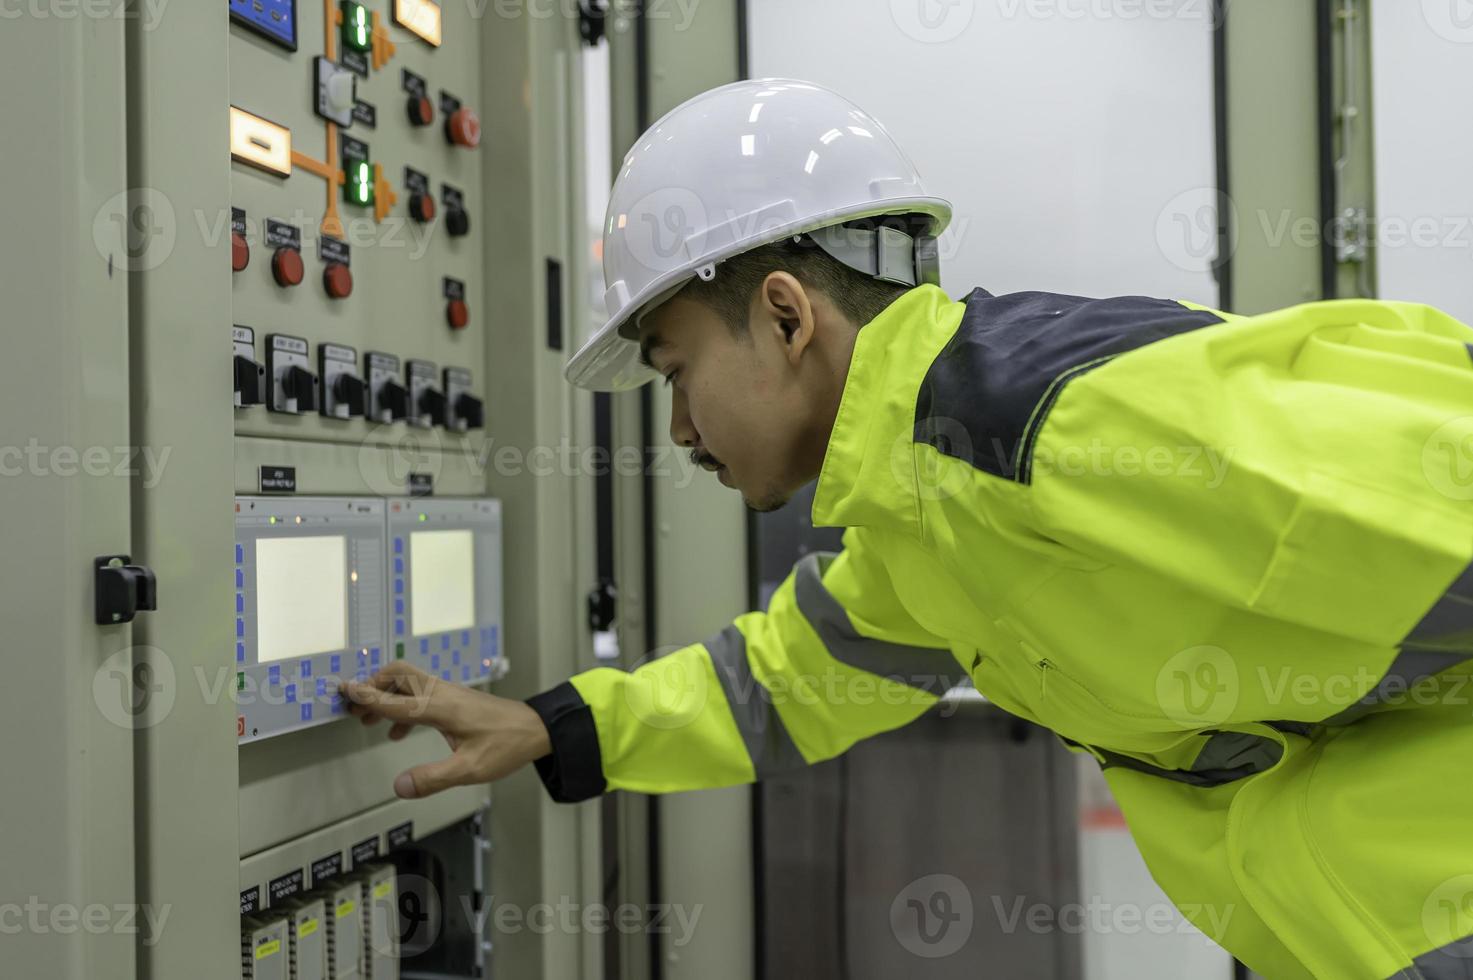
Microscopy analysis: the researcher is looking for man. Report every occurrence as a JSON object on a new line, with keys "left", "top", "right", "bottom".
{"left": 343, "top": 80, "right": 1473, "bottom": 979}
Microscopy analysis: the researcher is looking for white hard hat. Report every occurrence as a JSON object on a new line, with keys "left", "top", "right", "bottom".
{"left": 565, "top": 78, "right": 953, "bottom": 391}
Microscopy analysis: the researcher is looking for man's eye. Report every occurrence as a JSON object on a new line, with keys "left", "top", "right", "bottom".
{"left": 663, "top": 371, "right": 678, "bottom": 388}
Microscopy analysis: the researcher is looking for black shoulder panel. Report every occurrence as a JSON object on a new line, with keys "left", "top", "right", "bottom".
{"left": 914, "top": 287, "right": 1225, "bottom": 483}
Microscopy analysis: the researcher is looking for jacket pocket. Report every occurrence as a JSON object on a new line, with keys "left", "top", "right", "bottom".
{"left": 991, "top": 615, "right": 1200, "bottom": 757}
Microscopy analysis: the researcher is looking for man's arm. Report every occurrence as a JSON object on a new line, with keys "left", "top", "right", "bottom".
{"left": 527, "top": 525, "right": 961, "bottom": 801}
{"left": 342, "top": 525, "right": 962, "bottom": 801}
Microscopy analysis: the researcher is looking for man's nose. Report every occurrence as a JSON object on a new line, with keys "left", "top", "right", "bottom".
{"left": 669, "top": 389, "right": 697, "bottom": 448}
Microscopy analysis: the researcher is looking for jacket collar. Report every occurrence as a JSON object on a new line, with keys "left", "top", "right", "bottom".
{"left": 810, "top": 284, "right": 969, "bottom": 533}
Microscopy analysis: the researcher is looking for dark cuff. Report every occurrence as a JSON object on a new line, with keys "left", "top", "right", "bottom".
{"left": 525, "top": 681, "right": 607, "bottom": 803}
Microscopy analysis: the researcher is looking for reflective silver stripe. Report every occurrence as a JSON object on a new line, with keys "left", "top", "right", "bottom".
{"left": 702, "top": 625, "right": 806, "bottom": 778}
{"left": 1325, "top": 563, "right": 1473, "bottom": 726}
{"left": 1082, "top": 731, "right": 1281, "bottom": 788}
{"left": 1386, "top": 934, "right": 1473, "bottom": 979}
{"left": 1191, "top": 731, "right": 1283, "bottom": 776}
{"left": 1407, "top": 562, "right": 1473, "bottom": 649}
{"left": 791, "top": 553, "right": 954, "bottom": 695}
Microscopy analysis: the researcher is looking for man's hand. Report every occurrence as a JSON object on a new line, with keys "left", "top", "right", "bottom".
{"left": 339, "top": 662, "right": 552, "bottom": 800}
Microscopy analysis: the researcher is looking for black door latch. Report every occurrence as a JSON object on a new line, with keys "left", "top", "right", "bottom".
{"left": 95, "top": 555, "right": 158, "bottom": 625}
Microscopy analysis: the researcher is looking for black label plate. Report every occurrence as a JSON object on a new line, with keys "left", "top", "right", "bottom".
{"left": 259, "top": 466, "right": 297, "bottom": 493}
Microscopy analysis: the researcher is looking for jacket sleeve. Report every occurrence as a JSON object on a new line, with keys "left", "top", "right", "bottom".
{"left": 1023, "top": 297, "right": 1473, "bottom": 651}
{"left": 524, "top": 525, "right": 962, "bottom": 802}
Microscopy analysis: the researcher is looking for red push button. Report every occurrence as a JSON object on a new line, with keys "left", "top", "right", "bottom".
{"left": 232, "top": 231, "right": 250, "bottom": 272}
{"left": 271, "top": 247, "right": 304, "bottom": 288}
{"left": 408, "top": 94, "right": 434, "bottom": 127}
{"left": 447, "top": 298, "right": 469, "bottom": 330}
{"left": 410, "top": 192, "right": 436, "bottom": 223}
{"left": 323, "top": 262, "right": 353, "bottom": 299}
{"left": 446, "top": 107, "right": 481, "bottom": 148}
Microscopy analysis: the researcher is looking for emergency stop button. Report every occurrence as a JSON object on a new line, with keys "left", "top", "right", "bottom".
{"left": 232, "top": 232, "right": 250, "bottom": 272}
{"left": 447, "top": 299, "right": 469, "bottom": 330}
{"left": 446, "top": 107, "right": 480, "bottom": 148}
{"left": 271, "top": 247, "right": 304, "bottom": 288}
{"left": 323, "top": 263, "right": 353, "bottom": 300}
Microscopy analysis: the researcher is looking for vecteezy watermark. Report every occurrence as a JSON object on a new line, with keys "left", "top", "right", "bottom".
{"left": 891, "top": 874, "right": 974, "bottom": 958}
{"left": 1423, "top": 416, "right": 1473, "bottom": 502}
{"left": 992, "top": 895, "right": 1235, "bottom": 940}
{"left": 1423, "top": 875, "right": 1473, "bottom": 959}
{"left": 619, "top": 648, "right": 968, "bottom": 733}
{"left": 1421, "top": 0, "right": 1473, "bottom": 43}
{"left": 357, "top": 429, "right": 705, "bottom": 497}
{"left": 890, "top": 0, "right": 976, "bottom": 43}
{"left": 1157, "top": 186, "right": 1237, "bottom": 274}
{"left": 0, "top": 440, "right": 171, "bottom": 488}
{"left": 0, "top": 0, "right": 171, "bottom": 30}
{"left": 93, "top": 646, "right": 178, "bottom": 732}
{"left": 1152, "top": 644, "right": 1473, "bottom": 725}
{"left": 471, "top": 896, "right": 703, "bottom": 945}
{"left": 93, "top": 188, "right": 177, "bottom": 274}
{"left": 1155, "top": 645, "right": 1239, "bottom": 726}
{"left": 995, "top": 0, "right": 1229, "bottom": 27}
{"left": 0, "top": 899, "right": 171, "bottom": 945}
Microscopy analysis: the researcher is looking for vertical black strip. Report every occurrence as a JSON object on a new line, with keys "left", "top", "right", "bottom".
{"left": 545, "top": 257, "right": 564, "bottom": 351}
{"left": 594, "top": 388, "right": 620, "bottom": 979}
{"left": 1212, "top": 0, "right": 1233, "bottom": 312}
{"left": 736, "top": 0, "right": 750, "bottom": 82}
{"left": 593, "top": 393, "right": 616, "bottom": 581}
{"left": 1315, "top": 0, "right": 1338, "bottom": 300}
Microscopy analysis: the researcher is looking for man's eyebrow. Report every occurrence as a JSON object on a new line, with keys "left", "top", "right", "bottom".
{"left": 638, "top": 335, "right": 670, "bottom": 371}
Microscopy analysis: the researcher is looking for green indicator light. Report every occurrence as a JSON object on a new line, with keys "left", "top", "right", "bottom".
{"left": 357, "top": 163, "right": 370, "bottom": 203}
{"left": 237, "top": 672, "right": 245, "bottom": 691}
{"left": 341, "top": 2, "right": 371, "bottom": 52}
{"left": 269, "top": 516, "right": 277, "bottom": 524}
{"left": 395, "top": 643, "right": 405, "bottom": 660}
{"left": 418, "top": 513, "right": 427, "bottom": 522}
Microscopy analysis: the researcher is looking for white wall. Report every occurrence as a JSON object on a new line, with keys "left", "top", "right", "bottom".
{"left": 747, "top": 0, "right": 1222, "bottom": 306}
{"left": 1370, "top": 0, "right": 1473, "bottom": 323}
{"left": 748, "top": 4, "right": 1232, "bottom": 977}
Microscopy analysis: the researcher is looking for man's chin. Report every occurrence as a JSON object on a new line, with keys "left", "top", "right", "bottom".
{"left": 742, "top": 488, "right": 792, "bottom": 514}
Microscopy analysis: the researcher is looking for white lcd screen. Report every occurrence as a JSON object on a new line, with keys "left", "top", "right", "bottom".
{"left": 255, "top": 535, "right": 348, "bottom": 663}
{"left": 410, "top": 529, "right": 476, "bottom": 635}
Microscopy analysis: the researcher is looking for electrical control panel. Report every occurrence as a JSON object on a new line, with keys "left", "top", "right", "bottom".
{"left": 385, "top": 497, "right": 504, "bottom": 684}
{"left": 230, "top": 0, "right": 485, "bottom": 463}
{"left": 234, "top": 496, "right": 388, "bottom": 743}
{"left": 235, "top": 495, "right": 504, "bottom": 743}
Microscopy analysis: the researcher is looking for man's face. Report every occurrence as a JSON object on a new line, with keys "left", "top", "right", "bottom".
{"left": 637, "top": 274, "right": 847, "bottom": 512}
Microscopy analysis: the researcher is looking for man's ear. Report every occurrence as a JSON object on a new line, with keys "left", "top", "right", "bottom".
{"left": 758, "top": 271, "right": 815, "bottom": 366}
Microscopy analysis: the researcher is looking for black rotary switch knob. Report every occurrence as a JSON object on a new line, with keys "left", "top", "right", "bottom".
{"left": 284, "top": 365, "right": 318, "bottom": 413}
{"left": 419, "top": 387, "right": 447, "bottom": 428}
{"left": 379, "top": 379, "right": 408, "bottom": 422}
{"left": 333, "top": 373, "right": 366, "bottom": 417}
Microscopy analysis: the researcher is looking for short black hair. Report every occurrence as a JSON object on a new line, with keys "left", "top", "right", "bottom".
{"left": 679, "top": 221, "right": 925, "bottom": 332}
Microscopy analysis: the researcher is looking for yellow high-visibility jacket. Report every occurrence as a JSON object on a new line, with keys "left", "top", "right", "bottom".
{"left": 526, "top": 281, "right": 1473, "bottom": 805}
{"left": 536, "top": 278, "right": 1473, "bottom": 801}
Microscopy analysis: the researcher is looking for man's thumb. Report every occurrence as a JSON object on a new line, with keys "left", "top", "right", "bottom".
{"left": 395, "top": 755, "right": 470, "bottom": 799}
